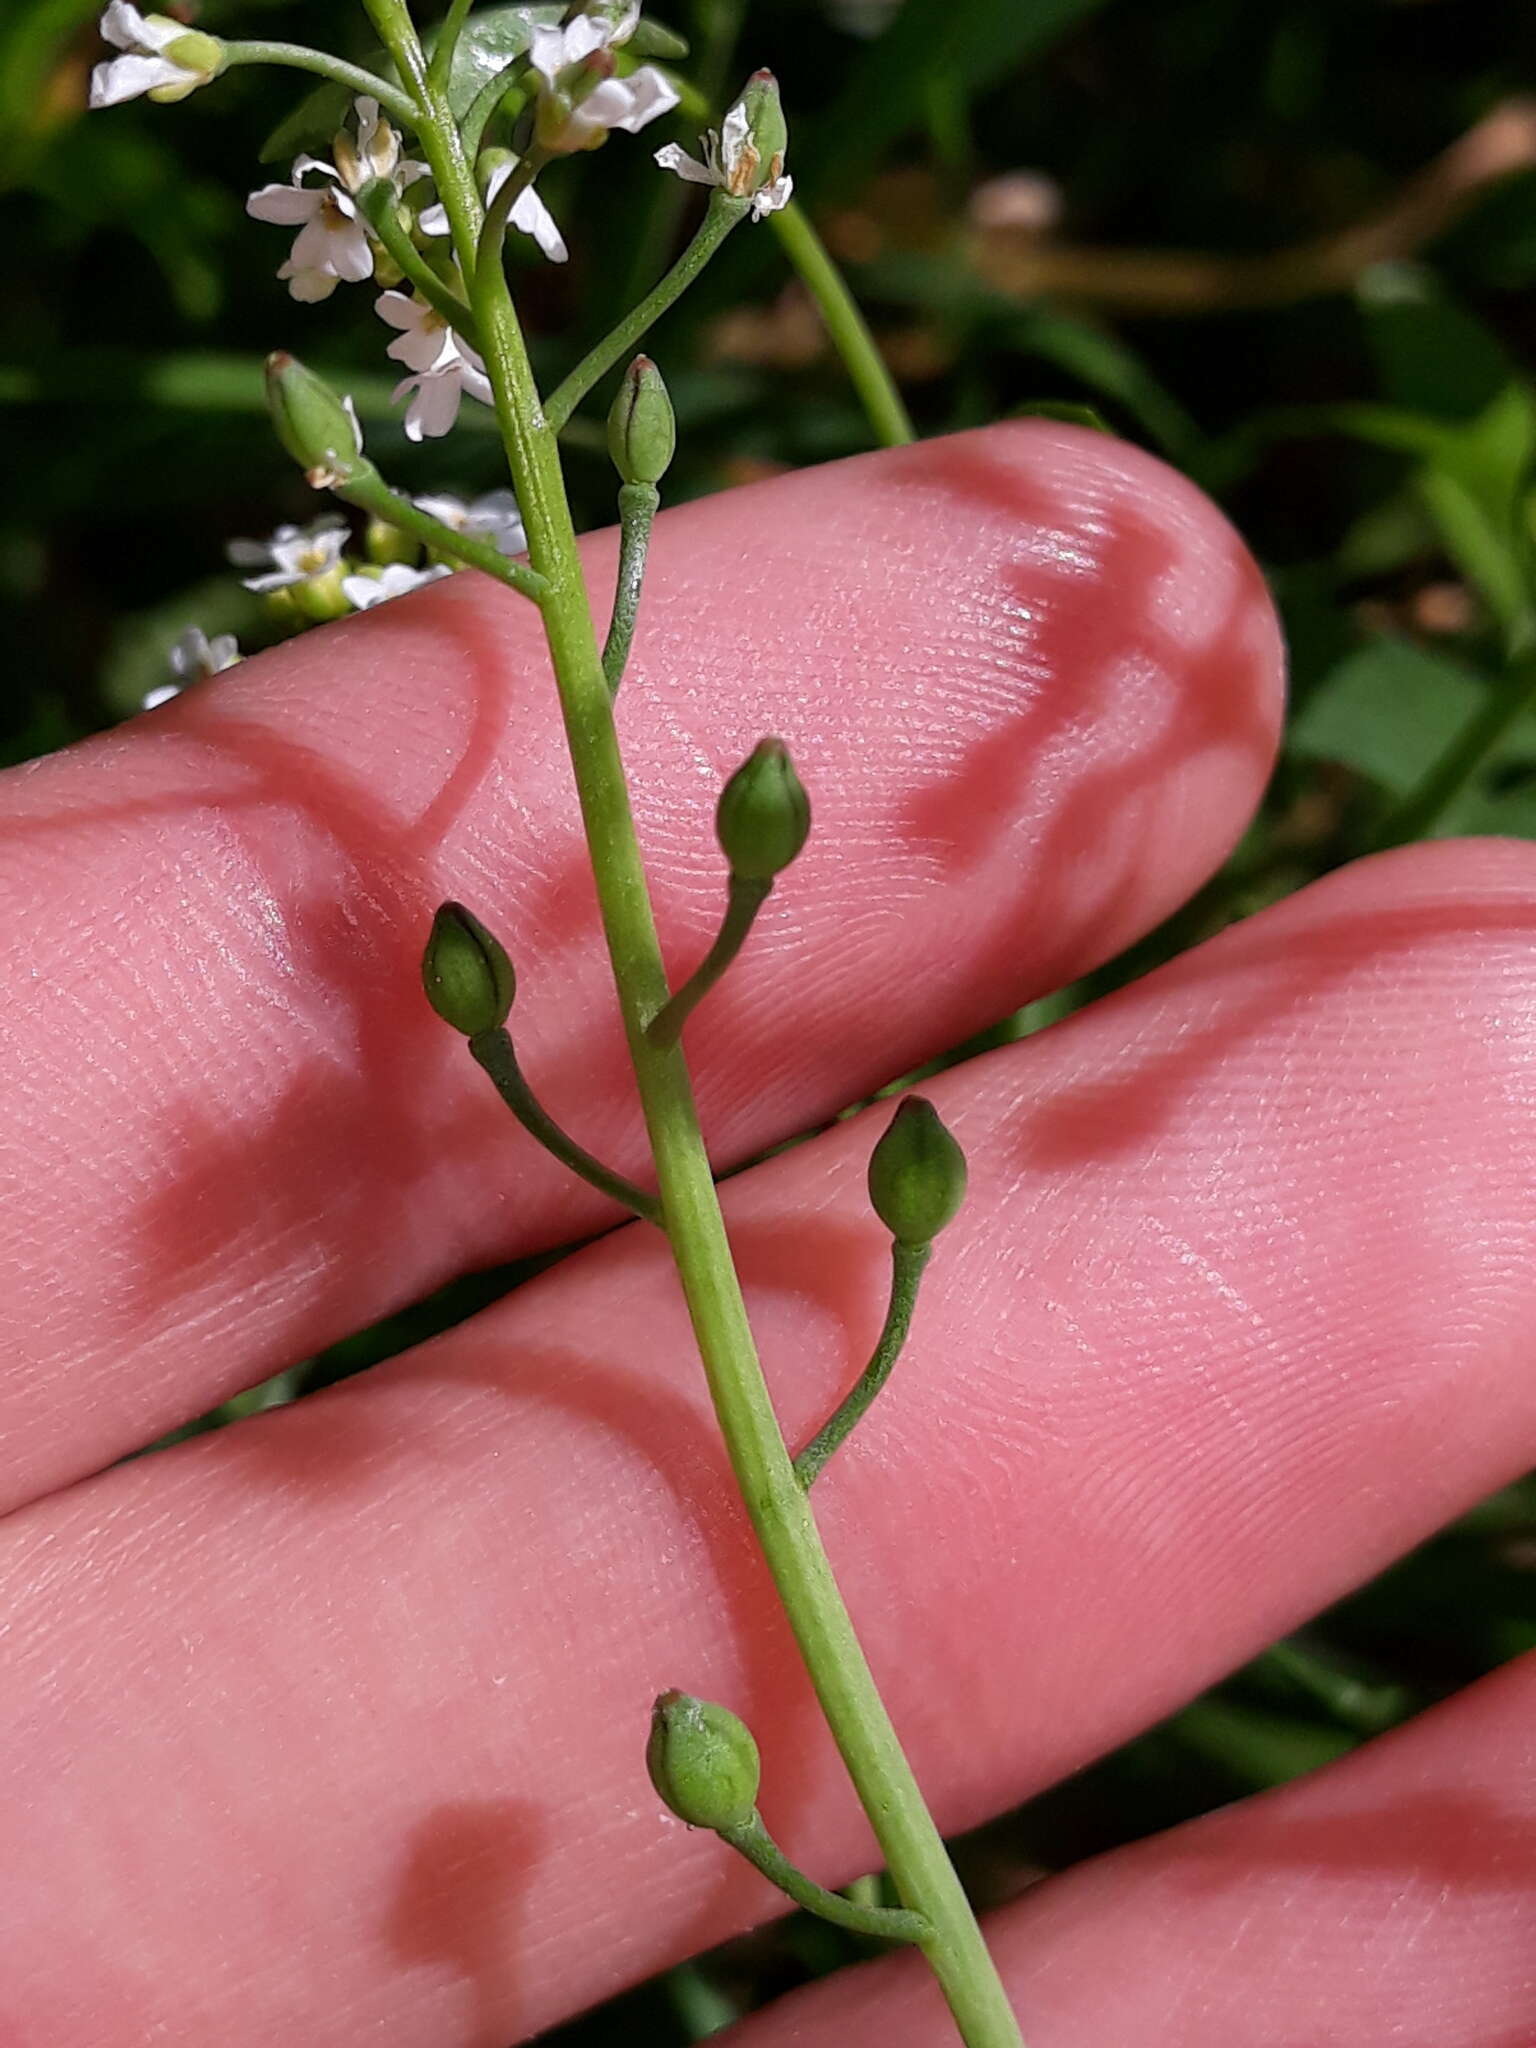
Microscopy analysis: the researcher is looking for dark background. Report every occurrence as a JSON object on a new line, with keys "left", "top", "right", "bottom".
{"left": 3, "top": 0, "right": 1535, "bottom": 2037}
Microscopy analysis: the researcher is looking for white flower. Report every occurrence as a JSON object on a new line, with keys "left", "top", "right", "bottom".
{"left": 248, "top": 98, "right": 424, "bottom": 301}
{"left": 374, "top": 291, "right": 496, "bottom": 439}
{"left": 656, "top": 100, "right": 792, "bottom": 219}
{"left": 419, "top": 159, "right": 568, "bottom": 264}
{"left": 228, "top": 517, "right": 349, "bottom": 593}
{"left": 563, "top": 67, "right": 680, "bottom": 145}
{"left": 528, "top": 11, "right": 677, "bottom": 148}
{"left": 393, "top": 357, "right": 495, "bottom": 441}
{"left": 341, "top": 563, "right": 452, "bottom": 611}
{"left": 414, "top": 490, "right": 527, "bottom": 557}
{"left": 144, "top": 626, "right": 240, "bottom": 709}
{"left": 89, "top": 2, "right": 220, "bottom": 108}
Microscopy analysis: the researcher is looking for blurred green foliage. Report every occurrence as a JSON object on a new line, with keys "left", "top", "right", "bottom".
{"left": 7, "top": 0, "right": 1536, "bottom": 2038}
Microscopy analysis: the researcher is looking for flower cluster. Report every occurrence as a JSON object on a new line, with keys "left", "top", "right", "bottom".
{"left": 89, "top": 2, "right": 791, "bottom": 452}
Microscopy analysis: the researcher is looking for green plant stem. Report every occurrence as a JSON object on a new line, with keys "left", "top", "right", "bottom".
{"left": 334, "top": 466, "right": 546, "bottom": 602}
{"left": 796, "top": 1240, "right": 930, "bottom": 1488}
{"left": 476, "top": 149, "right": 548, "bottom": 278}
{"left": 768, "top": 202, "right": 914, "bottom": 448}
{"left": 427, "top": 0, "right": 476, "bottom": 91}
{"left": 460, "top": 58, "right": 532, "bottom": 162}
{"left": 720, "top": 1813, "right": 929, "bottom": 1942}
{"left": 403, "top": 37, "right": 1023, "bottom": 2042}
{"left": 356, "top": 179, "right": 483, "bottom": 351}
{"left": 604, "top": 481, "right": 659, "bottom": 693}
{"left": 545, "top": 191, "right": 750, "bottom": 432}
{"left": 1369, "top": 640, "right": 1536, "bottom": 851}
{"left": 647, "top": 873, "right": 770, "bottom": 1047}
{"left": 222, "top": 41, "right": 419, "bottom": 130}
{"left": 468, "top": 1029, "right": 661, "bottom": 1221}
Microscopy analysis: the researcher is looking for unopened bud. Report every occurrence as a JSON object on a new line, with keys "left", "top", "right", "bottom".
{"left": 867, "top": 1097, "right": 967, "bottom": 1247}
{"left": 607, "top": 356, "right": 675, "bottom": 487}
{"left": 264, "top": 352, "right": 366, "bottom": 490}
{"left": 291, "top": 563, "right": 351, "bottom": 625}
{"left": 365, "top": 516, "right": 419, "bottom": 569}
{"left": 422, "top": 901, "right": 516, "bottom": 1037}
{"left": 152, "top": 27, "right": 224, "bottom": 100}
{"left": 728, "top": 69, "right": 787, "bottom": 197}
{"left": 646, "top": 1691, "right": 760, "bottom": 1831}
{"left": 715, "top": 739, "right": 810, "bottom": 882}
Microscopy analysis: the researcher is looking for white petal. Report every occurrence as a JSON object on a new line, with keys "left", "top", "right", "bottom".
{"left": 277, "top": 258, "right": 340, "bottom": 302}
{"left": 246, "top": 181, "right": 321, "bottom": 224}
{"left": 465, "top": 490, "right": 526, "bottom": 555}
{"left": 751, "top": 172, "right": 793, "bottom": 219}
{"left": 242, "top": 567, "right": 300, "bottom": 593}
{"left": 207, "top": 633, "right": 241, "bottom": 671}
{"left": 142, "top": 683, "right": 181, "bottom": 710}
{"left": 563, "top": 15, "right": 611, "bottom": 62}
{"left": 457, "top": 357, "right": 494, "bottom": 407}
{"left": 99, "top": 2, "right": 148, "bottom": 54}
{"left": 341, "top": 395, "right": 363, "bottom": 456}
{"left": 413, "top": 493, "right": 470, "bottom": 530}
{"left": 654, "top": 142, "right": 716, "bottom": 186}
{"left": 133, "top": 12, "right": 185, "bottom": 54}
{"left": 342, "top": 572, "right": 388, "bottom": 610}
{"left": 168, "top": 627, "right": 211, "bottom": 680}
{"left": 417, "top": 200, "right": 450, "bottom": 237}
{"left": 528, "top": 23, "right": 567, "bottom": 85}
{"left": 89, "top": 51, "right": 182, "bottom": 105}
{"left": 609, "top": 67, "right": 680, "bottom": 133}
{"left": 569, "top": 78, "right": 633, "bottom": 138}
{"left": 720, "top": 100, "right": 751, "bottom": 175}
{"left": 374, "top": 288, "right": 424, "bottom": 332}
{"left": 510, "top": 186, "right": 568, "bottom": 263}
{"left": 329, "top": 219, "right": 376, "bottom": 283}
{"left": 291, "top": 153, "right": 344, "bottom": 185}
{"left": 396, "top": 370, "right": 462, "bottom": 441}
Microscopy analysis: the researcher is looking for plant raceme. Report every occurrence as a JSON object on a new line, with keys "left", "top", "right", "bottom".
{"left": 89, "top": 6, "right": 1023, "bottom": 2042}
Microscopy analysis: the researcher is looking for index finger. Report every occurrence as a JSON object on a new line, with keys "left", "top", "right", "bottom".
{"left": 0, "top": 421, "right": 1281, "bottom": 1506}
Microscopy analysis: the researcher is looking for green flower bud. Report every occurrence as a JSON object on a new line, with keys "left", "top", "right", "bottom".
{"left": 607, "top": 356, "right": 675, "bottom": 487}
{"left": 290, "top": 562, "right": 351, "bottom": 625}
{"left": 730, "top": 70, "right": 787, "bottom": 197}
{"left": 646, "top": 1691, "right": 760, "bottom": 1831}
{"left": 422, "top": 901, "right": 516, "bottom": 1037}
{"left": 867, "top": 1097, "right": 967, "bottom": 1248}
{"left": 715, "top": 739, "right": 810, "bottom": 882}
{"left": 365, "top": 516, "right": 419, "bottom": 569}
{"left": 151, "top": 28, "right": 224, "bottom": 100}
{"left": 264, "top": 352, "right": 366, "bottom": 490}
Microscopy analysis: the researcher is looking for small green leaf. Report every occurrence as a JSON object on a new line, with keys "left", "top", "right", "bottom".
{"left": 1290, "top": 636, "right": 1503, "bottom": 799}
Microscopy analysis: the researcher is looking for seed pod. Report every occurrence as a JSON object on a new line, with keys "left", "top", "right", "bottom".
{"left": 421, "top": 902, "right": 516, "bottom": 1037}
{"left": 646, "top": 1691, "right": 760, "bottom": 1831}
{"left": 264, "top": 352, "right": 366, "bottom": 490}
{"left": 607, "top": 356, "right": 676, "bottom": 487}
{"left": 715, "top": 739, "right": 810, "bottom": 882}
{"left": 867, "top": 1097, "right": 967, "bottom": 1247}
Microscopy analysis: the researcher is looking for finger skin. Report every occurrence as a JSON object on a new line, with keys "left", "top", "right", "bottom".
{"left": 3, "top": 838, "right": 1536, "bottom": 2045}
{"left": 0, "top": 421, "right": 1281, "bottom": 1509}
{"left": 730, "top": 1650, "right": 1536, "bottom": 2047}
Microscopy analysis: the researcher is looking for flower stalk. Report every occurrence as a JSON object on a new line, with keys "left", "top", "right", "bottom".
{"left": 93, "top": 8, "right": 1022, "bottom": 2038}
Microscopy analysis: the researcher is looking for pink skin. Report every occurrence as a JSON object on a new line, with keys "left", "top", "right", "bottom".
{"left": 0, "top": 423, "right": 1529, "bottom": 2044}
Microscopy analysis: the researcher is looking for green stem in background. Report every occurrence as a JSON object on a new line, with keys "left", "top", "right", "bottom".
{"left": 603, "top": 481, "right": 659, "bottom": 693}
{"left": 427, "top": 0, "right": 476, "bottom": 92}
{"left": 334, "top": 465, "right": 546, "bottom": 602}
{"left": 460, "top": 57, "right": 533, "bottom": 162}
{"left": 468, "top": 1028, "right": 661, "bottom": 1222}
{"left": 647, "top": 873, "right": 771, "bottom": 1047}
{"left": 546, "top": 191, "right": 750, "bottom": 432}
{"left": 796, "top": 1241, "right": 931, "bottom": 1488}
{"left": 1369, "top": 638, "right": 1536, "bottom": 851}
{"left": 222, "top": 41, "right": 420, "bottom": 130}
{"left": 768, "top": 201, "right": 915, "bottom": 449}
{"left": 355, "top": 179, "right": 483, "bottom": 350}
{"left": 719, "top": 1814, "right": 929, "bottom": 1942}
{"left": 401, "top": 34, "right": 1023, "bottom": 2043}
